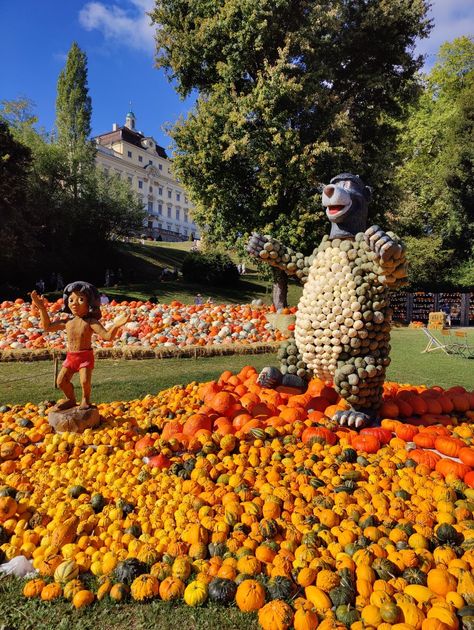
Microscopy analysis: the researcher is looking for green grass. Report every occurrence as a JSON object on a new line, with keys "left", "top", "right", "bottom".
{"left": 0, "top": 354, "right": 276, "bottom": 405}
{"left": 0, "top": 329, "right": 472, "bottom": 406}
{"left": 42, "top": 239, "right": 303, "bottom": 306}
{"left": 0, "top": 577, "right": 259, "bottom": 630}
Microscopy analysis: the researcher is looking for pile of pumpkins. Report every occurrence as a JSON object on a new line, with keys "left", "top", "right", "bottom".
{"left": 1, "top": 367, "right": 474, "bottom": 630}
{"left": 0, "top": 299, "right": 291, "bottom": 351}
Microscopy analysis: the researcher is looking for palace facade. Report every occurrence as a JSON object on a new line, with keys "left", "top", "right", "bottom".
{"left": 94, "top": 111, "right": 200, "bottom": 241}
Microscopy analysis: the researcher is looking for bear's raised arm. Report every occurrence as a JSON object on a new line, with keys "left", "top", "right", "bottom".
{"left": 247, "top": 233, "right": 314, "bottom": 284}
{"left": 364, "top": 226, "right": 408, "bottom": 288}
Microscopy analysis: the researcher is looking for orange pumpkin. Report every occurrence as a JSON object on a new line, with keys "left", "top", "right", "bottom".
{"left": 301, "top": 426, "right": 337, "bottom": 446}
{"left": 40, "top": 582, "right": 62, "bottom": 601}
{"left": 159, "top": 576, "right": 185, "bottom": 601}
{"left": 72, "top": 589, "right": 95, "bottom": 608}
{"left": 426, "top": 568, "right": 457, "bottom": 596}
{"left": 395, "top": 423, "right": 419, "bottom": 441}
{"left": 436, "top": 459, "right": 471, "bottom": 479}
{"left": 434, "top": 437, "right": 464, "bottom": 458}
{"left": 258, "top": 600, "right": 294, "bottom": 630}
{"left": 458, "top": 447, "right": 474, "bottom": 467}
{"left": 209, "top": 392, "right": 235, "bottom": 416}
{"left": 351, "top": 434, "right": 380, "bottom": 453}
{"left": 0, "top": 496, "right": 17, "bottom": 522}
{"left": 23, "top": 579, "right": 46, "bottom": 598}
{"left": 235, "top": 579, "right": 266, "bottom": 612}
{"left": 183, "top": 413, "right": 212, "bottom": 436}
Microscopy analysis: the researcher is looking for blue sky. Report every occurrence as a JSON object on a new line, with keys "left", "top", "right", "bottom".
{"left": 1, "top": 0, "right": 472, "bottom": 151}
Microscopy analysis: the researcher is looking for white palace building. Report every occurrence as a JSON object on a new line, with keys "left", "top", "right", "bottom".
{"left": 94, "top": 111, "right": 200, "bottom": 241}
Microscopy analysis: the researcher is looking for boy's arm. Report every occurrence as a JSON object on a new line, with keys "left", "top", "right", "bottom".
{"left": 30, "top": 290, "right": 66, "bottom": 332}
{"left": 90, "top": 312, "right": 130, "bottom": 341}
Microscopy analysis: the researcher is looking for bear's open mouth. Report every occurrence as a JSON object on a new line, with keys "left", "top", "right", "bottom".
{"left": 327, "top": 205, "right": 345, "bottom": 215}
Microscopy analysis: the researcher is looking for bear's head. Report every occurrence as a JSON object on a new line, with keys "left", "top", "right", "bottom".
{"left": 322, "top": 173, "right": 371, "bottom": 239}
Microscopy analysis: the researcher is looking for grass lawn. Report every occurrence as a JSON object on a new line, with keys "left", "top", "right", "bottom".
{"left": 0, "top": 578, "right": 260, "bottom": 630}
{"left": 0, "top": 329, "right": 472, "bottom": 406}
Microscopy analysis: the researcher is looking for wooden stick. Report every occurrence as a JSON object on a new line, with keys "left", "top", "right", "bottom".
{"left": 53, "top": 356, "right": 59, "bottom": 388}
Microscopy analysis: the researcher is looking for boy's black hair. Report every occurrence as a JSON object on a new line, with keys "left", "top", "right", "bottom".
{"left": 62, "top": 281, "right": 101, "bottom": 320}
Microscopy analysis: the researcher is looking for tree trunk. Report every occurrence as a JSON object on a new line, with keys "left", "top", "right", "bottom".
{"left": 272, "top": 267, "right": 288, "bottom": 310}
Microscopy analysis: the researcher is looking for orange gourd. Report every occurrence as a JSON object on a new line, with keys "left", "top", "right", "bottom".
{"left": 235, "top": 579, "right": 266, "bottom": 612}
{"left": 258, "top": 600, "right": 294, "bottom": 630}
{"left": 72, "top": 589, "right": 95, "bottom": 608}
{"left": 23, "top": 579, "right": 46, "bottom": 598}
{"left": 40, "top": 582, "right": 62, "bottom": 601}
{"left": 459, "top": 447, "right": 474, "bottom": 466}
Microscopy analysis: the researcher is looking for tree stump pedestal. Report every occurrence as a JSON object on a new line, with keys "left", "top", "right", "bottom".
{"left": 48, "top": 405, "right": 101, "bottom": 433}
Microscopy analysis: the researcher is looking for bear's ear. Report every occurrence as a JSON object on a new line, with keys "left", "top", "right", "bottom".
{"left": 364, "top": 186, "right": 372, "bottom": 201}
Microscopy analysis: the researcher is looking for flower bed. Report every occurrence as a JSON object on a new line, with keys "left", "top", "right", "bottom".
{"left": 0, "top": 299, "right": 293, "bottom": 354}
{"left": 1, "top": 369, "right": 474, "bottom": 628}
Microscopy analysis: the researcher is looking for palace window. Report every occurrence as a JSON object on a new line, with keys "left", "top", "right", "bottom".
{"left": 138, "top": 180, "right": 143, "bottom": 189}
{"left": 167, "top": 206, "right": 172, "bottom": 218}
{"left": 158, "top": 187, "right": 163, "bottom": 195}
{"left": 168, "top": 190, "right": 172, "bottom": 199}
{"left": 176, "top": 193, "right": 181, "bottom": 202}
{"left": 127, "top": 151, "right": 132, "bottom": 158}
{"left": 138, "top": 155, "right": 143, "bottom": 163}
{"left": 148, "top": 201, "right": 153, "bottom": 213}
{"left": 176, "top": 209, "right": 180, "bottom": 221}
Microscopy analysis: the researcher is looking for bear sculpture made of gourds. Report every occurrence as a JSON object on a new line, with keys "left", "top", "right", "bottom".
{"left": 247, "top": 173, "right": 407, "bottom": 428}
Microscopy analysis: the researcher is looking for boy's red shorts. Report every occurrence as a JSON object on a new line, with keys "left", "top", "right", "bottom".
{"left": 63, "top": 350, "right": 95, "bottom": 373}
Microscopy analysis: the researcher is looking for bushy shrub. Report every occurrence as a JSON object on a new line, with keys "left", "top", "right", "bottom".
{"left": 182, "top": 251, "right": 239, "bottom": 286}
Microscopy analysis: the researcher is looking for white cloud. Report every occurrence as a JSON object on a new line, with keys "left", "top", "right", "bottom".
{"left": 417, "top": 0, "right": 474, "bottom": 65}
{"left": 79, "top": 0, "right": 155, "bottom": 53}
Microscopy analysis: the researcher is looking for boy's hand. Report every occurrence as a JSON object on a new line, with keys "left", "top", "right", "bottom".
{"left": 30, "top": 290, "right": 46, "bottom": 309}
{"left": 113, "top": 311, "right": 130, "bottom": 328}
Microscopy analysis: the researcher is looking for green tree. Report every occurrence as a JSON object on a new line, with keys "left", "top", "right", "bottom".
{"left": 55, "top": 42, "right": 95, "bottom": 199}
{"left": 0, "top": 97, "right": 38, "bottom": 131}
{"left": 151, "top": 0, "right": 431, "bottom": 306}
{"left": 0, "top": 97, "right": 145, "bottom": 293}
{"left": 0, "top": 120, "right": 35, "bottom": 288}
{"left": 393, "top": 36, "right": 474, "bottom": 288}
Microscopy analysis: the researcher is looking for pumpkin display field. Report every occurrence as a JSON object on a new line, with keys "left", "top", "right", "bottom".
{"left": 1, "top": 365, "right": 474, "bottom": 630}
{"left": 0, "top": 299, "right": 291, "bottom": 353}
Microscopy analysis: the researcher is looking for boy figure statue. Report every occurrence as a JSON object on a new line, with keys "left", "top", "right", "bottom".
{"left": 31, "top": 281, "right": 129, "bottom": 410}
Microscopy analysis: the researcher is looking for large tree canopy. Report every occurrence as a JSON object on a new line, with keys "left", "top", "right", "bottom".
{"left": 393, "top": 36, "right": 474, "bottom": 289}
{"left": 152, "top": 0, "right": 431, "bottom": 259}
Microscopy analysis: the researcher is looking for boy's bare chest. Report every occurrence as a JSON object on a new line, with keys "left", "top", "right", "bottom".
{"left": 66, "top": 318, "right": 92, "bottom": 347}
